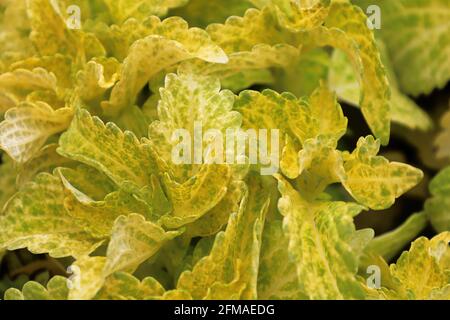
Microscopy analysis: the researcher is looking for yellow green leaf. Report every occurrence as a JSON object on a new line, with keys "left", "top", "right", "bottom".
{"left": 276, "top": 175, "right": 368, "bottom": 299}
{"left": 103, "top": 213, "right": 182, "bottom": 275}
{"left": 0, "top": 173, "right": 103, "bottom": 258}
{"left": 272, "top": 48, "right": 330, "bottom": 97}
{"left": 0, "top": 101, "right": 73, "bottom": 163}
{"left": 4, "top": 276, "right": 69, "bottom": 300}
{"left": 425, "top": 167, "right": 450, "bottom": 233}
{"left": 366, "top": 212, "right": 428, "bottom": 262}
{"left": 436, "top": 109, "right": 450, "bottom": 160}
{"left": 329, "top": 40, "right": 433, "bottom": 131}
{"left": 58, "top": 108, "right": 155, "bottom": 190}
{"left": 323, "top": 1, "right": 390, "bottom": 144}
{"left": 113, "top": 105, "right": 152, "bottom": 139}
{"left": 101, "top": 17, "right": 228, "bottom": 115}
{"left": 0, "top": 67, "right": 57, "bottom": 101}
{"left": 258, "top": 220, "right": 308, "bottom": 299}
{"left": 296, "top": 136, "right": 345, "bottom": 197}
{"left": 26, "top": 0, "right": 105, "bottom": 59}
{"left": 355, "top": 0, "right": 450, "bottom": 96}
{"left": 185, "top": 180, "right": 247, "bottom": 237}
{"left": 16, "top": 144, "right": 74, "bottom": 186}
{"left": 170, "top": 0, "right": 254, "bottom": 28}
{"left": 75, "top": 57, "right": 121, "bottom": 102}
{"left": 342, "top": 136, "right": 423, "bottom": 210}
{"left": 273, "top": 0, "right": 330, "bottom": 32}
{"left": 0, "top": 0, "right": 34, "bottom": 69}
{"left": 68, "top": 256, "right": 107, "bottom": 300}
{"left": 208, "top": 2, "right": 391, "bottom": 143}
{"left": 10, "top": 54, "right": 74, "bottom": 89}
{"left": 207, "top": 6, "right": 291, "bottom": 53}
{"left": 385, "top": 233, "right": 450, "bottom": 299}
{"left": 95, "top": 272, "right": 165, "bottom": 300}
{"left": 179, "top": 43, "right": 300, "bottom": 82}
{"left": 0, "top": 154, "right": 18, "bottom": 208}
{"left": 103, "top": 0, "right": 188, "bottom": 24}
{"left": 288, "top": 82, "right": 347, "bottom": 145}
{"left": 148, "top": 73, "right": 242, "bottom": 228}
{"left": 177, "top": 174, "right": 269, "bottom": 299}
{"left": 58, "top": 166, "right": 154, "bottom": 238}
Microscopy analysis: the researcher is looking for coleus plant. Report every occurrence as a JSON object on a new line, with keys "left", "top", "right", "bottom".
{"left": 0, "top": 0, "right": 449, "bottom": 300}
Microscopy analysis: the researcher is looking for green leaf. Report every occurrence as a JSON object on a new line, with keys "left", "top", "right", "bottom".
{"left": 235, "top": 89, "right": 298, "bottom": 137}
{"left": 26, "top": 0, "right": 105, "bottom": 59}
{"left": 10, "top": 54, "right": 74, "bottom": 90}
{"left": 57, "top": 166, "right": 154, "bottom": 238}
{"left": 342, "top": 136, "right": 423, "bottom": 210}
{"left": 148, "top": 73, "right": 243, "bottom": 228}
{"left": 221, "top": 69, "right": 274, "bottom": 92}
{"left": 171, "top": 0, "right": 254, "bottom": 28}
{"left": 16, "top": 144, "right": 74, "bottom": 186}
{"left": 185, "top": 181, "right": 247, "bottom": 237}
{"left": 0, "top": 173, "right": 103, "bottom": 258}
{"left": 0, "top": 154, "right": 18, "bottom": 208}
{"left": 436, "top": 109, "right": 450, "bottom": 160}
{"left": 377, "top": 233, "right": 450, "bottom": 300}
{"left": 272, "top": 0, "right": 330, "bottom": 32}
{"left": 0, "top": 0, "right": 34, "bottom": 70}
{"left": 289, "top": 82, "right": 347, "bottom": 145}
{"left": 179, "top": 43, "right": 300, "bottom": 83}
{"left": 0, "top": 101, "right": 73, "bottom": 163}
{"left": 0, "top": 67, "right": 58, "bottom": 113}
{"left": 207, "top": 7, "right": 291, "bottom": 53}
{"left": 329, "top": 39, "right": 433, "bottom": 131}
{"left": 149, "top": 73, "right": 241, "bottom": 172}
{"left": 323, "top": 1, "right": 390, "bottom": 145}
{"left": 104, "top": 214, "right": 182, "bottom": 275}
{"left": 276, "top": 175, "right": 369, "bottom": 300}
{"left": 57, "top": 164, "right": 116, "bottom": 202}
{"left": 425, "top": 167, "right": 450, "bottom": 233}
{"left": 67, "top": 212, "right": 181, "bottom": 300}
{"left": 101, "top": 16, "right": 228, "bottom": 115}
{"left": 258, "top": 220, "right": 308, "bottom": 299}
{"left": 208, "top": 2, "right": 391, "bottom": 143}
{"left": 295, "top": 136, "right": 345, "bottom": 197}
{"left": 68, "top": 256, "right": 107, "bottom": 300}
{"left": 235, "top": 83, "right": 346, "bottom": 182}
{"left": 75, "top": 57, "right": 121, "bottom": 102}
{"left": 272, "top": 48, "right": 330, "bottom": 97}
{"left": 95, "top": 272, "right": 165, "bottom": 300}
{"left": 103, "top": 0, "right": 188, "bottom": 24}
{"left": 366, "top": 212, "right": 428, "bottom": 261}
{"left": 355, "top": 0, "right": 450, "bottom": 96}
{"left": 113, "top": 105, "right": 152, "bottom": 139}
{"left": 58, "top": 108, "right": 155, "bottom": 191}
{"left": 177, "top": 174, "right": 269, "bottom": 299}
{"left": 4, "top": 276, "right": 69, "bottom": 300}
{"left": 234, "top": 88, "right": 301, "bottom": 178}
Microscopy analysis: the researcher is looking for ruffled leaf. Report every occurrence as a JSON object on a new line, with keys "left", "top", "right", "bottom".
{"left": 355, "top": 0, "right": 450, "bottom": 96}
{"left": 0, "top": 101, "right": 73, "bottom": 163}
{"left": 102, "top": 17, "right": 228, "bottom": 115}
{"left": 276, "top": 175, "right": 369, "bottom": 300}
{"left": 0, "top": 173, "right": 103, "bottom": 258}
{"left": 177, "top": 174, "right": 269, "bottom": 299}
{"left": 342, "top": 136, "right": 423, "bottom": 210}
{"left": 4, "top": 276, "right": 69, "bottom": 300}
